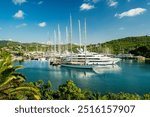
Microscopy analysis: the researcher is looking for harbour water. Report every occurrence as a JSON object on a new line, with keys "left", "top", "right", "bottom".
{"left": 16, "top": 60, "right": 150, "bottom": 95}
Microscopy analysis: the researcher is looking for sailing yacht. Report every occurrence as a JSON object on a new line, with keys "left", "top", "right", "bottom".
{"left": 61, "top": 50, "right": 121, "bottom": 69}
{"left": 61, "top": 16, "right": 121, "bottom": 69}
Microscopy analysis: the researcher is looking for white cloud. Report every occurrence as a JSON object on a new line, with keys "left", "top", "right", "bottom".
{"left": 108, "top": 0, "right": 118, "bottom": 7}
{"left": 38, "top": 22, "right": 47, "bottom": 27}
{"left": 16, "top": 23, "right": 27, "bottom": 28}
{"left": 80, "top": 3, "right": 95, "bottom": 11}
{"left": 13, "top": 10, "right": 25, "bottom": 19}
{"left": 38, "top": 1, "right": 43, "bottom": 5}
{"left": 115, "top": 8, "right": 147, "bottom": 18}
{"left": 12, "top": 0, "right": 27, "bottom": 5}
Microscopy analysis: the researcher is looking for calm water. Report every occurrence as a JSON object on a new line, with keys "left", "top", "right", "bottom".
{"left": 16, "top": 60, "right": 150, "bottom": 95}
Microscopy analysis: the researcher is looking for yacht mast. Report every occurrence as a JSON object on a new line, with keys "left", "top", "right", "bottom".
{"left": 58, "top": 24, "right": 61, "bottom": 55}
{"left": 84, "top": 18, "right": 87, "bottom": 53}
{"left": 48, "top": 31, "right": 51, "bottom": 52}
{"left": 78, "top": 20, "right": 82, "bottom": 50}
{"left": 84, "top": 18, "right": 87, "bottom": 64}
{"left": 66, "top": 26, "right": 69, "bottom": 52}
{"left": 54, "top": 30, "right": 57, "bottom": 54}
{"left": 70, "top": 14, "right": 73, "bottom": 54}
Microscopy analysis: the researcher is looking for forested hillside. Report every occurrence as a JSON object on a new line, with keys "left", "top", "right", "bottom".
{"left": 87, "top": 36, "right": 150, "bottom": 56}
{"left": 1, "top": 35, "right": 150, "bottom": 57}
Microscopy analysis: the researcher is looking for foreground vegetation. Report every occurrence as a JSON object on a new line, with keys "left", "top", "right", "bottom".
{"left": 0, "top": 50, "right": 41, "bottom": 100}
{"left": 32, "top": 80, "right": 150, "bottom": 100}
{"left": 0, "top": 49, "right": 150, "bottom": 100}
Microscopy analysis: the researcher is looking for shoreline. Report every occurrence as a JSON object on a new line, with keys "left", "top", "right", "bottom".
{"left": 146, "top": 58, "right": 150, "bottom": 60}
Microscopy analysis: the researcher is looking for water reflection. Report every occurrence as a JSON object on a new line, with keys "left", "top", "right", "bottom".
{"left": 92, "top": 65, "right": 121, "bottom": 74}
{"left": 60, "top": 65, "right": 121, "bottom": 79}
{"left": 61, "top": 67, "right": 96, "bottom": 79}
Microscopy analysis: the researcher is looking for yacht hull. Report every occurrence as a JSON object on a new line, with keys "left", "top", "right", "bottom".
{"left": 61, "top": 64, "right": 93, "bottom": 69}
{"left": 61, "top": 63, "right": 120, "bottom": 69}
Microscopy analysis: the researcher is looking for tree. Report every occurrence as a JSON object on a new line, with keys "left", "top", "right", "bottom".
{"left": 0, "top": 50, "right": 41, "bottom": 100}
{"left": 54, "top": 80, "right": 85, "bottom": 100}
{"left": 34, "top": 80, "right": 53, "bottom": 100}
{"left": 99, "top": 93, "right": 141, "bottom": 100}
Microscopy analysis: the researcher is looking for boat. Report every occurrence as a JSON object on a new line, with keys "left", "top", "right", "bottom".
{"left": 61, "top": 51, "right": 121, "bottom": 69}
{"left": 39, "top": 57, "right": 47, "bottom": 61}
{"left": 61, "top": 16, "right": 121, "bottom": 69}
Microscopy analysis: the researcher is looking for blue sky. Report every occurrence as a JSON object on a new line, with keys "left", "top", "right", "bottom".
{"left": 0, "top": 0, "right": 150, "bottom": 44}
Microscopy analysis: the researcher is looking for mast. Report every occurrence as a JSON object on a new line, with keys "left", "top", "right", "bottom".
{"left": 84, "top": 18, "right": 87, "bottom": 53}
{"left": 66, "top": 26, "right": 69, "bottom": 52}
{"left": 58, "top": 24, "right": 61, "bottom": 55}
{"left": 70, "top": 14, "right": 73, "bottom": 54}
{"left": 78, "top": 20, "right": 82, "bottom": 50}
{"left": 48, "top": 31, "right": 51, "bottom": 52}
{"left": 84, "top": 18, "right": 87, "bottom": 64}
{"left": 54, "top": 30, "right": 57, "bottom": 54}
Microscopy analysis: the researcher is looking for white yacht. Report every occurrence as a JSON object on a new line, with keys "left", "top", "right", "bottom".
{"left": 61, "top": 50, "right": 121, "bottom": 69}
{"left": 61, "top": 16, "right": 121, "bottom": 69}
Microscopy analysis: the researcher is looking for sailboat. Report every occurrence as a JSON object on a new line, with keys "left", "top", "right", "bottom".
{"left": 61, "top": 16, "right": 121, "bottom": 69}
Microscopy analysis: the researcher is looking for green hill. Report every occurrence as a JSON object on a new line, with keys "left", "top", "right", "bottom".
{"left": 1, "top": 35, "right": 150, "bottom": 57}
{"left": 87, "top": 36, "right": 150, "bottom": 56}
{"left": 0, "top": 40, "right": 50, "bottom": 52}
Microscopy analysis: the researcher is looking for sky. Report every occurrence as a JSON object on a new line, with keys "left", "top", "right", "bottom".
{"left": 0, "top": 0, "right": 150, "bottom": 44}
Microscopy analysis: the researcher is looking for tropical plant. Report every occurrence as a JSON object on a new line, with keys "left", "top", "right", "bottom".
{"left": 99, "top": 92, "right": 141, "bottom": 100}
{"left": 0, "top": 50, "right": 41, "bottom": 100}
{"left": 34, "top": 80, "right": 53, "bottom": 100}
{"left": 54, "top": 80, "right": 85, "bottom": 100}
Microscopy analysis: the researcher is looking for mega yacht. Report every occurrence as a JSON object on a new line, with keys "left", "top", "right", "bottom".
{"left": 61, "top": 50, "right": 121, "bottom": 69}
{"left": 56, "top": 15, "right": 121, "bottom": 69}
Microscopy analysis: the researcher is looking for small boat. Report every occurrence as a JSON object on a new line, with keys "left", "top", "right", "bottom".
{"left": 38, "top": 57, "right": 47, "bottom": 61}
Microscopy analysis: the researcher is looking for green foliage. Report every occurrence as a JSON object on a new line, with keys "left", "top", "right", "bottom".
{"left": 33, "top": 80, "right": 150, "bottom": 100}
{"left": 34, "top": 80, "right": 53, "bottom": 100}
{"left": 130, "top": 46, "right": 150, "bottom": 58}
{"left": 143, "top": 93, "right": 150, "bottom": 100}
{"left": 100, "top": 93, "right": 141, "bottom": 100}
{"left": 54, "top": 80, "right": 85, "bottom": 100}
{"left": 87, "top": 36, "right": 150, "bottom": 55}
{"left": 0, "top": 49, "right": 41, "bottom": 100}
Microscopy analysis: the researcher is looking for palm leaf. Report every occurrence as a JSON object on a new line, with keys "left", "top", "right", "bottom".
{"left": 5, "top": 86, "right": 41, "bottom": 100}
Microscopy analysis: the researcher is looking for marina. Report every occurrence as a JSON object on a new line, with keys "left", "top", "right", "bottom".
{"left": 17, "top": 60, "right": 150, "bottom": 95}
{"left": 16, "top": 15, "right": 122, "bottom": 69}
{"left": 1, "top": 0, "right": 150, "bottom": 102}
